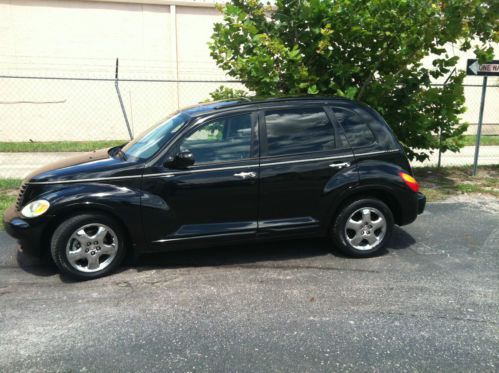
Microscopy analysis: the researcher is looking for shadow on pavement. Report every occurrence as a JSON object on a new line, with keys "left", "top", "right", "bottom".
{"left": 135, "top": 237, "right": 332, "bottom": 271}
{"left": 15, "top": 227, "right": 416, "bottom": 279}
{"left": 133, "top": 227, "right": 416, "bottom": 272}
{"left": 388, "top": 226, "right": 417, "bottom": 251}
{"left": 16, "top": 251, "right": 58, "bottom": 277}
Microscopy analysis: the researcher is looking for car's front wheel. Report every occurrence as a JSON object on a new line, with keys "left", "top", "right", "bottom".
{"left": 332, "top": 198, "right": 394, "bottom": 257}
{"left": 50, "top": 213, "right": 126, "bottom": 280}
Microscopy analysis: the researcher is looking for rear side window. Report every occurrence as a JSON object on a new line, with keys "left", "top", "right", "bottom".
{"left": 264, "top": 107, "right": 335, "bottom": 156}
{"left": 332, "top": 107, "right": 376, "bottom": 147}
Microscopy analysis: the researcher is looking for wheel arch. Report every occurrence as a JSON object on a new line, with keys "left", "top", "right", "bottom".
{"left": 326, "top": 185, "right": 404, "bottom": 229}
{"left": 41, "top": 204, "right": 137, "bottom": 259}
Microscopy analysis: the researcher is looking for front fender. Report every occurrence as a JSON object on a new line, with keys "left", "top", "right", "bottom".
{"left": 35, "top": 182, "right": 146, "bottom": 253}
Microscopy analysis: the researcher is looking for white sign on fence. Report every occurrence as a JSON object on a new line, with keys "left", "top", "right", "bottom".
{"left": 466, "top": 59, "right": 499, "bottom": 76}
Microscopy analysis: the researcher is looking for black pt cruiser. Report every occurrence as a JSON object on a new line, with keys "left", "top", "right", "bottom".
{"left": 4, "top": 97, "right": 425, "bottom": 280}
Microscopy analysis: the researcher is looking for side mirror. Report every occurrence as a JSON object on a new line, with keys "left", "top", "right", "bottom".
{"left": 165, "top": 151, "right": 195, "bottom": 169}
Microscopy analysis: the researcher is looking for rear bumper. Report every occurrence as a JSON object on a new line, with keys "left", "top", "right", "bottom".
{"left": 3, "top": 204, "right": 51, "bottom": 257}
{"left": 417, "top": 192, "right": 426, "bottom": 215}
{"left": 397, "top": 191, "right": 426, "bottom": 226}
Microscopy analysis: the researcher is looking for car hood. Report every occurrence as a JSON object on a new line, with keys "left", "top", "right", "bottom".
{"left": 25, "top": 148, "right": 142, "bottom": 183}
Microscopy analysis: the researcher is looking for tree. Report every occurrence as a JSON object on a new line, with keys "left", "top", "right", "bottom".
{"left": 209, "top": 85, "right": 248, "bottom": 100}
{"left": 209, "top": 0, "right": 498, "bottom": 160}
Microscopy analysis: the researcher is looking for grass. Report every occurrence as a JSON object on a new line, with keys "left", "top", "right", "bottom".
{"left": 0, "top": 179, "right": 22, "bottom": 230}
{"left": 0, "top": 196, "right": 16, "bottom": 225}
{"left": 414, "top": 165, "right": 499, "bottom": 201}
{"left": 0, "top": 179, "right": 23, "bottom": 190}
{"left": 463, "top": 135, "right": 499, "bottom": 146}
{"left": 0, "top": 140, "right": 127, "bottom": 153}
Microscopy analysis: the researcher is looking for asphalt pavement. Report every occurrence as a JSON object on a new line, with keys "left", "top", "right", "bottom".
{"left": 0, "top": 198, "right": 498, "bottom": 372}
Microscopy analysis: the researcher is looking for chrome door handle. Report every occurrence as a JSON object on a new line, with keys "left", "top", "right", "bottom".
{"left": 234, "top": 171, "right": 257, "bottom": 179}
{"left": 329, "top": 162, "right": 350, "bottom": 169}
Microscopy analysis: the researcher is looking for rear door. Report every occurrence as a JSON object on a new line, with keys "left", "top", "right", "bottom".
{"left": 258, "top": 104, "right": 355, "bottom": 235}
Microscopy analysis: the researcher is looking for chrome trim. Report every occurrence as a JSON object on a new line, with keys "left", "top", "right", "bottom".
{"left": 260, "top": 154, "right": 353, "bottom": 167}
{"left": 153, "top": 230, "right": 254, "bottom": 243}
{"left": 28, "top": 174, "right": 142, "bottom": 185}
{"left": 234, "top": 171, "right": 257, "bottom": 179}
{"left": 355, "top": 149, "right": 400, "bottom": 157}
{"left": 27, "top": 164, "right": 260, "bottom": 184}
{"left": 144, "top": 164, "right": 259, "bottom": 178}
{"left": 329, "top": 162, "right": 351, "bottom": 169}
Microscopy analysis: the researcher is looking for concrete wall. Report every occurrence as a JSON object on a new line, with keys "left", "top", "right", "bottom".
{"left": 0, "top": 0, "right": 228, "bottom": 79}
{"left": 0, "top": 0, "right": 497, "bottom": 142}
{"left": 0, "top": 0, "right": 243, "bottom": 141}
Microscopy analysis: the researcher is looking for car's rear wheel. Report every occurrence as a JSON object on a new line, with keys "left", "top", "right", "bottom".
{"left": 50, "top": 213, "right": 126, "bottom": 280}
{"left": 331, "top": 198, "right": 394, "bottom": 257}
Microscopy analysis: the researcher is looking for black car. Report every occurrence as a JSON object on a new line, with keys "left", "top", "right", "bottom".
{"left": 4, "top": 97, "right": 425, "bottom": 280}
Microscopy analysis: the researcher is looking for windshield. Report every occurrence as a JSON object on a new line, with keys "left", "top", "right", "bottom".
{"left": 122, "top": 112, "right": 190, "bottom": 161}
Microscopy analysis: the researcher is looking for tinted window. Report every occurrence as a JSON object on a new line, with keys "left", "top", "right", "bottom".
{"left": 332, "top": 107, "right": 376, "bottom": 147}
{"left": 179, "top": 113, "right": 252, "bottom": 164}
{"left": 264, "top": 108, "right": 335, "bottom": 156}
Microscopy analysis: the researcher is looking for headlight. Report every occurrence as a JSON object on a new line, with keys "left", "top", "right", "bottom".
{"left": 21, "top": 200, "right": 50, "bottom": 218}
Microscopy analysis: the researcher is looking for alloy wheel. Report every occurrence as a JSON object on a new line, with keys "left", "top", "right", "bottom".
{"left": 344, "top": 207, "right": 386, "bottom": 251}
{"left": 65, "top": 223, "right": 119, "bottom": 273}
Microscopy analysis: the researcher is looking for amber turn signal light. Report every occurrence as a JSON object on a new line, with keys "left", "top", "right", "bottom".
{"left": 399, "top": 172, "right": 419, "bottom": 193}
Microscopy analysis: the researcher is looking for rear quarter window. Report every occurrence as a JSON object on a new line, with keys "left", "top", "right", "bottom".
{"left": 332, "top": 105, "right": 400, "bottom": 150}
{"left": 331, "top": 107, "right": 376, "bottom": 148}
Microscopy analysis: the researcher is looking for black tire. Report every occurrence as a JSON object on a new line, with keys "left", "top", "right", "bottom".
{"left": 331, "top": 198, "right": 394, "bottom": 257}
{"left": 50, "top": 213, "right": 127, "bottom": 280}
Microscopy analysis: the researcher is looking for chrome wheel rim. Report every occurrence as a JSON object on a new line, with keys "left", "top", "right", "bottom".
{"left": 65, "top": 223, "right": 118, "bottom": 273}
{"left": 344, "top": 207, "right": 386, "bottom": 251}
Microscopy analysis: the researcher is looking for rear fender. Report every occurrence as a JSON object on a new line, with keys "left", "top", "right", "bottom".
{"left": 324, "top": 160, "right": 419, "bottom": 228}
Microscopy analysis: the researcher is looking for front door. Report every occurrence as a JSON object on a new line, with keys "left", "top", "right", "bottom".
{"left": 258, "top": 105, "right": 355, "bottom": 235}
{"left": 141, "top": 111, "right": 259, "bottom": 250}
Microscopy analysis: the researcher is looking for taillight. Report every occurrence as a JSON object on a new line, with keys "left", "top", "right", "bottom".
{"left": 399, "top": 172, "right": 419, "bottom": 193}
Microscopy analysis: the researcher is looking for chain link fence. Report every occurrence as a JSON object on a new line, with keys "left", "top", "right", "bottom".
{"left": 0, "top": 75, "right": 498, "bottom": 178}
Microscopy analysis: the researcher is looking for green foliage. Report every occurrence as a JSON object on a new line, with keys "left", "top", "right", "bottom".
{"left": 209, "top": 85, "right": 249, "bottom": 100}
{"left": 209, "top": 0, "right": 498, "bottom": 160}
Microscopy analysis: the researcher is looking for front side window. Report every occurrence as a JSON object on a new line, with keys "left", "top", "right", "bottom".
{"left": 332, "top": 107, "right": 376, "bottom": 147}
{"left": 264, "top": 107, "right": 335, "bottom": 156}
{"left": 178, "top": 113, "right": 253, "bottom": 164}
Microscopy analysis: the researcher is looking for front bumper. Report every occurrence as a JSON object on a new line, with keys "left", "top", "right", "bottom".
{"left": 3, "top": 204, "right": 52, "bottom": 257}
{"left": 417, "top": 192, "right": 426, "bottom": 215}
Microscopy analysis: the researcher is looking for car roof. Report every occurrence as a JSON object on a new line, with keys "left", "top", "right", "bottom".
{"left": 180, "top": 96, "right": 355, "bottom": 117}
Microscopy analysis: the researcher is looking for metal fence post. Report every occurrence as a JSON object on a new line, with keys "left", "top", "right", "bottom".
{"left": 114, "top": 59, "right": 134, "bottom": 140}
{"left": 472, "top": 76, "right": 488, "bottom": 176}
